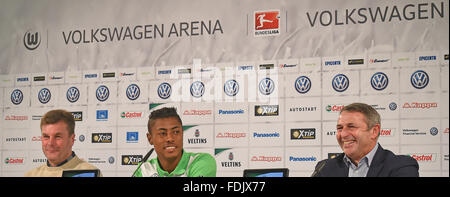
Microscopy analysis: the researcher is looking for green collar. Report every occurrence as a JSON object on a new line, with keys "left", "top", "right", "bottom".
{"left": 156, "top": 150, "right": 190, "bottom": 177}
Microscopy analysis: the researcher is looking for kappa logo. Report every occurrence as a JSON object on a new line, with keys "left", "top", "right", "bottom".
{"left": 11, "top": 89, "right": 23, "bottom": 105}
{"left": 38, "top": 88, "right": 51, "bottom": 104}
{"left": 126, "top": 84, "right": 140, "bottom": 101}
{"left": 332, "top": 74, "right": 349, "bottom": 92}
{"left": 371, "top": 72, "right": 389, "bottom": 91}
{"left": 96, "top": 85, "right": 110, "bottom": 102}
{"left": 295, "top": 76, "right": 311, "bottom": 94}
{"left": 158, "top": 82, "right": 172, "bottom": 99}
{"left": 224, "top": 79, "right": 239, "bottom": 97}
{"left": 66, "top": 87, "right": 80, "bottom": 103}
{"left": 410, "top": 70, "right": 429, "bottom": 89}
{"left": 259, "top": 78, "right": 275, "bottom": 95}
{"left": 24, "top": 30, "right": 41, "bottom": 50}
{"left": 190, "top": 81, "right": 205, "bottom": 98}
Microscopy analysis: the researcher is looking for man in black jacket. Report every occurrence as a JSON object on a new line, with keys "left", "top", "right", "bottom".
{"left": 312, "top": 103, "right": 419, "bottom": 177}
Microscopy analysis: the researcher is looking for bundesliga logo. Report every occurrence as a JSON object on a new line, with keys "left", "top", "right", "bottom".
{"left": 254, "top": 10, "right": 280, "bottom": 37}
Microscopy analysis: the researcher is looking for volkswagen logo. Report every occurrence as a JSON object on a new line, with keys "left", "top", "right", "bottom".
{"left": 259, "top": 78, "right": 275, "bottom": 95}
{"left": 66, "top": 87, "right": 80, "bottom": 103}
{"left": 224, "top": 79, "right": 239, "bottom": 97}
{"left": 371, "top": 72, "right": 389, "bottom": 91}
{"left": 23, "top": 30, "right": 41, "bottom": 50}
{"left": 157, "top": 82, "right": 172, "bottom": 99}
{"left": 126, "top": 84, "right": 140, "bottom": 101}
{"left": 332, "top": 74, "right": 349, "bottom": 92}
{"left": 11, "top": 89, "right": 23, "bottom": 105}
{"left": 411, "top": 70, "right": 429, "bottom": 89}
{"left": 38, "top": 88, "right": 51, "bottom": 104}
{"left": 96, "top": 85, "right": 110, "bottom": 102}
{"left": 190, "top": 81, "right": 205, "bottom": 98}
{"left": 389, "top": 102, "right": 397, "bottom": 111}
{"left": 430, "top": 127, "right": 438, "bottom": 136}
{"left": 295, "top": 76, "right": 311, "bottom": 94}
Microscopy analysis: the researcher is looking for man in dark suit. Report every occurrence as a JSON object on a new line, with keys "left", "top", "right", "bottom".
{"left": 312, "top": 103, "right": 419, "bottom": 177}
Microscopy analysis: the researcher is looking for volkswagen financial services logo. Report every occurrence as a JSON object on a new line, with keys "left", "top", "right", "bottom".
{"left": 332, "top": 74, "right": 349, "bottom": 92}
{"left": 66, "top": 87, "right": 80, "bottom": 103}
{"left": 411, "top": 70, "right": 429, "bottom": 89}
{"left": 224, "top": 80, "right": 239, "bottom": 96}
{"left": 295, "top": 76, "right": 311, "bottom": 94}
{"left": 11, "top": 89, "right": 23, "bottom": 105}
{"left": 190, "top": 81, "right": 205, "bottom": 98}
{"left": 371, "top": 72, "right": 389, "bottom": 91}
{"left": 23, "top": 30, "right": 41, "bottom": 50}
{"left": 126, "top": 84, "right": 140, "bottom": 101}
{"left": 259, "top": 78, "right": 275, "bottom": 95}
{"left": 158, "top": 82, "right": 171, "bottom": 99}
{"left": 38, "top": 88, "right": 51, "bottom": 104}
{"left": 96, "top": 85, "right": 110, "bottom": 102}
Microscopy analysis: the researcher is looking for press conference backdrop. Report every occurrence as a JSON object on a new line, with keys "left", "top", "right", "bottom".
{"left": 0, "top": 0, "right": 448, "bottom": 177}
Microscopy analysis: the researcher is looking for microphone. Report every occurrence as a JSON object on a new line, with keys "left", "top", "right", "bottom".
{"left": 311, "top": 159, "right": 327, "bottom": 177}
{"left": 131, "top": 148, "right": 154, "bottom": 177}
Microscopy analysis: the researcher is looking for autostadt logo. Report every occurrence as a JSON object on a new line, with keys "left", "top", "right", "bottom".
{"left": 126, "top": 84, "right": 140, "bottom": 100}
{"left": 11, "top": 89, "right": 24, "bottom": 105}
{"left": 332, "top": 74, "right": 349, "bottom": 92}
{"left": 66, "top": 86, "right": 80, "bottom": 103}
{"left": 295, "top": 76, "right": 311, "bottom": 94}
{"left": 38, "top": 88, "right": 51, "bottom": 104}
{"left": 410, "top": 70, "right": 429, "bottom": 89}
{"left": 24, "top": 30, "right": 41, "bottom": 50}
{"left": 371, "top": 72, "right": 389, "bottom": 91}
{"left": 96, "top": 85, "right": 110, "bottom": 102}
{"left": 190, "top": 81, "right": 205, "bottom": 98}
{"left": 158, "top": 82, "right": 171, "bottom": 99}
{"left": 224, "top": 79, "right": 239, "bottom": 97}
{"left": 259, "top": 78, "right": 275, "bottom": 95}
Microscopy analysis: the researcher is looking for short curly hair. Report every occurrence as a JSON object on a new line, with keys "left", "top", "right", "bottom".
{"left": 147, "top": 107, "right": 182, "bottom": 134}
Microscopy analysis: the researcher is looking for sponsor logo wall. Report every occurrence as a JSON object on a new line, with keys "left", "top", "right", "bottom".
{"left": 0, "top": 0, "right": 449, "bottom": 177}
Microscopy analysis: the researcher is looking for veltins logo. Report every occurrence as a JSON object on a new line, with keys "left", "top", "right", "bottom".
{"left": 11, "top": 89, "right": 23, "bottom": 105}
{"left": 371, "top": 72, "right": 389, "bottom": 91}
{"left": 254, "top": 10, "right": 280, "bottom": 37}
{"left": 24, "top": 30, "right": 41, "bottom": 50}
{"left": 410, "top": 70, "right": 429, "bottom": 89}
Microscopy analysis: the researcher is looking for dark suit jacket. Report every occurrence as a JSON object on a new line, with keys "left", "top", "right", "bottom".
{"left": 312, "top": 145, "right": 419, "bottom": 177}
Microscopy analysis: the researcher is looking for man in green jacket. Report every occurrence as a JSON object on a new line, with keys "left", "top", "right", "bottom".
{"left": 133, "top": 107, "right": 216, "bottom": 177}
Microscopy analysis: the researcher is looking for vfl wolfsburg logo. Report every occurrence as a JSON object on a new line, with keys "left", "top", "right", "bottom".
{"left": 126, "top": 84, "right": 140, "bottom": 101}
{"left": 259, "top": 78, "right": 275, "bottom": 95}
{"left": 190, "top": 81, "right": 205, "bottom": 98}
{"left": 371, "top": 72, "right": 389, "bottom": 91}
{"left": 66, "top": 87, "right": 80, "bottom": 103}
{"left": 11, "top": 89, "right": 23, "bottom": 105}
{"left": 332, "top": 74, "right": 349, "bottom": 92}
{"left": 158, "top": 82, "right": 171, "bottom": 99}
{"left": 410, "top": 70, "right": 429, "bottom": 89}
{"left": 96, "top": 85, "right": 109, "bottom": 102}
{"left": 224, "top": 79, "right": 239, "bottom": 97}
{"left": 295, "top": 76, "right": 311, "bottom": 94}
{"left": 38, "top": 88, "right": 51, "bottom": 104}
